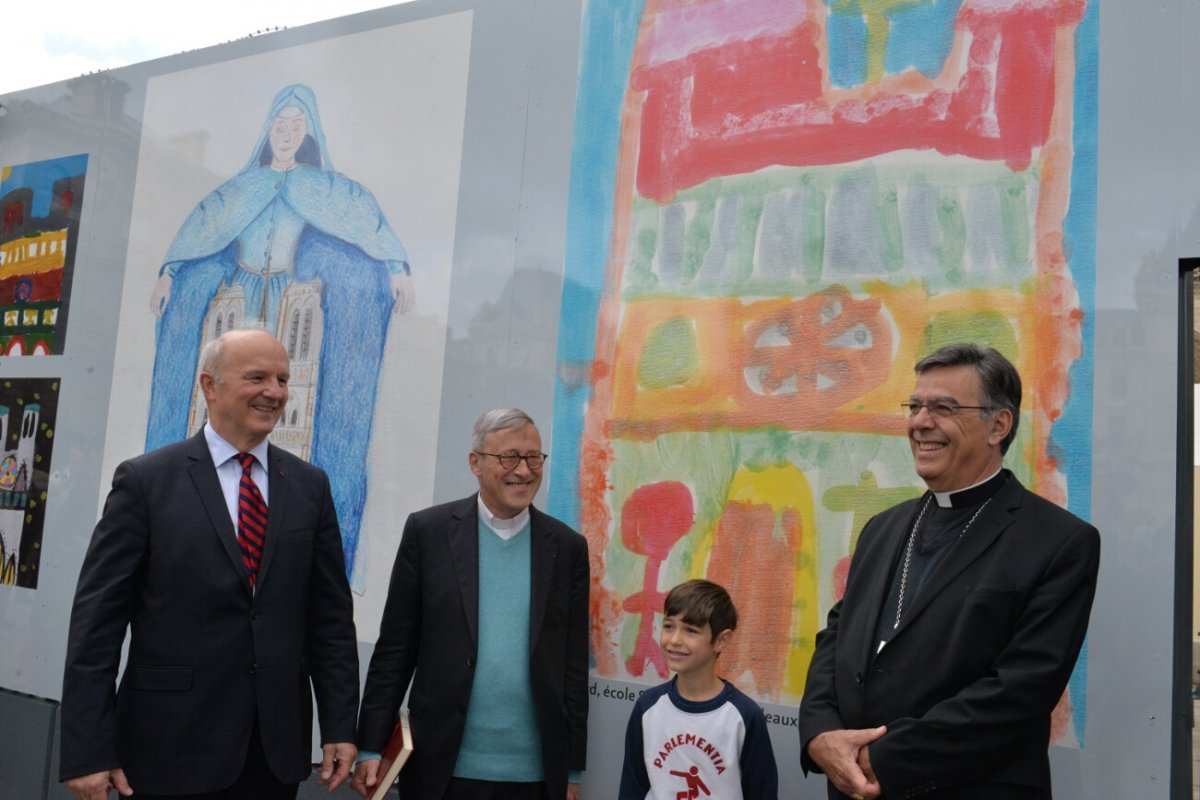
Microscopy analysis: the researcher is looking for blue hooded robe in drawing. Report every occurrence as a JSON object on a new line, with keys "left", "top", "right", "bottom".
{"left": 147, "top": 84, "right": 409, "bottom": 585}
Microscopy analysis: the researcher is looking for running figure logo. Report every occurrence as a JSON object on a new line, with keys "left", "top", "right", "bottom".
{"left": 669, "top": 765, "right": 710, "bottom": 799}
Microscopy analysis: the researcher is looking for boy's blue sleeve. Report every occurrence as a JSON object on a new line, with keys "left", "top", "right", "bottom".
{"left": 740, "top": 704, "right": 780, "bottom": 800}
{"left": 618, "top": 696, "right": 651, "bottom": 800}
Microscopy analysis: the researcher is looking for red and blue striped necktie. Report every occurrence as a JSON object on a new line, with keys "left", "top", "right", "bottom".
{"left": 234, "top": 453, "right": 268, "bottom": 588}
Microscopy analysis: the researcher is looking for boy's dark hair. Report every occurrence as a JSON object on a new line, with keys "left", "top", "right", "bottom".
{"left": 663, "top": 579, "right": 738, "bottom": 641}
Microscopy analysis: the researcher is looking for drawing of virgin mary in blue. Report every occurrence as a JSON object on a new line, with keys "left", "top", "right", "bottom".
{"left": 147, "top": 84, "right": 414, "bottom": 586}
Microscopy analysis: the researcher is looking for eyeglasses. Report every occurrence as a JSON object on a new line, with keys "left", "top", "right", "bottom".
{"left": 901, "top": 401, "right": 993, "bottom": 418}
{"left": 474, "top": 451, "right": 548, "bottom": 470}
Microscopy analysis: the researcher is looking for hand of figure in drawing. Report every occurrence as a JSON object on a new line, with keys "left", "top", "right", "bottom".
{"left": 65, "top": 767, "right": 133, "bottom": 800}
{"left": 349, "top": 758, "right": 380, "bottom": 798}
{"left": 806, "top": 726, "right": 886, "bottom": 800}
{"left": 391, "top": 273, "right": 415, "bottom": 314}
{"left": 149, "top": 274, "right": 173, "bottom": 317}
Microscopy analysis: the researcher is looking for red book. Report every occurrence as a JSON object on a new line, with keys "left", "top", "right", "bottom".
{"left": 369, "top": 709, "right": 413, "bottom": 800}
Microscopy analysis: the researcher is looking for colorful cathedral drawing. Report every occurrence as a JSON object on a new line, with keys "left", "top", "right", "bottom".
{"left": 0, "top": 403, "right": 38, "bottom": 582}
{"left": 0, "top": 154, "right": 87, "bottom": 356}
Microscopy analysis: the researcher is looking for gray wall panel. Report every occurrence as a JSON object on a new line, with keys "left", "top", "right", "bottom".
{"left": 0, "top": 689, "right": 56, "bottom": 799}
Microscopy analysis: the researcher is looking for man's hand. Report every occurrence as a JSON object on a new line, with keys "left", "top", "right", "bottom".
{"left": 65, "top": 768, "right": 132, "bottom": 800}
{"left": 858, "top": 744, "right": 878, "bottom": 788}
{"left": 806, "top": 727, "right": 887, "bottom": 800}
{"left": 350, "top": 758, "right": 380, "bottom": 799}
{"left": 318, "top": 742, "right": 356, "bottom": 792}
{"left": 567, "top": 780, "right": 581, "bottom": 800}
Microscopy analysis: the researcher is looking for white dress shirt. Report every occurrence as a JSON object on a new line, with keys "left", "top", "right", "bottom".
{"left": 204, "top": 422, "right": 271, "bottom": 532}
{"left": 477, "top": 494, "right": 530, "bottom": 540}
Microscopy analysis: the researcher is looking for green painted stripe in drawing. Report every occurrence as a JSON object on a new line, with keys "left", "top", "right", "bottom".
{"left": 734, "top": 195, "right": 764, "bottom": 283}
{"left": 681, "top": 194, "right": 716, "bottom": 285}
{"left": 880, "top": 186, "right": 904, "bottom": 274}
{"left": 998, "top": 171, "right": 1031, "bottom": 271}
{"left": 937, "top": 191, "right": 967, "bottom": 284}
{"left": 801, "top": 181, "right": 827, "bottom": 285}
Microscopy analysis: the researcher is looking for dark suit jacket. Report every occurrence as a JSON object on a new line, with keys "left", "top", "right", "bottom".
{"left": 357, "top": 494, "right": 589, "bottom": 800}
{"left": 798, "top": 472, "right": 1100, "bottom": 799}
{"left": 60, "top": 433, "right": 359, "bottom": 794}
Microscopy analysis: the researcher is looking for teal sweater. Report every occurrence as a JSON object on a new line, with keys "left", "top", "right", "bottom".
{"left": 452, "top": 518, "right": 543, "bottom": 781}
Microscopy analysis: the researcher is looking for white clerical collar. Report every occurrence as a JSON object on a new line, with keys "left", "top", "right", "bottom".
{"left": 932, "top": 467, "right": 1004, "bottom": 508}
{"left": 204, "top": 422, "right": 270, "bottom": 468}
{"left": 477, "top": 495, "right": 530, "bottom": 541}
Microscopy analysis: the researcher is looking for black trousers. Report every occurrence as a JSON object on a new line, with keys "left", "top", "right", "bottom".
{"left": 132, "top": 720, "right": 298, "bottom": 800}
{"left": 442, "top": 777, "right": 549, "bottom": 800}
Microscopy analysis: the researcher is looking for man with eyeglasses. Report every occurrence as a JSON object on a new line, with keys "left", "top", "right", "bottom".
{"left": 798, "top": 343, "right": 1100, "bottom": 800}
{"left": 353, "top": 408, "right": 589, "bottom": 800}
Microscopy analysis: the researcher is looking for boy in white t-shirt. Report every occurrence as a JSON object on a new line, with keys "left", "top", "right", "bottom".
{"left": 619, "top": 579, "right": 779, "bottom": 799}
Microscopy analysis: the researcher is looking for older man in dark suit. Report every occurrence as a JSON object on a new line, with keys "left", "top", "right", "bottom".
{"left": 353, "top": 408, "right": 589, "bottom": 800}
{"left": 61, "top": 328, "right": 358, "bottom": 800}
{"left": 799, "top": 343, "right": 1100, "bottom": 800}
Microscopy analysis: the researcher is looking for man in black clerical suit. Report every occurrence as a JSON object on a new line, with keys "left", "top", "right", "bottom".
{"left": 798, "top": 343, "right": 1100, "bottom": 800}
{"left": 61, "top": 328, "right": 358, "bottom": 800}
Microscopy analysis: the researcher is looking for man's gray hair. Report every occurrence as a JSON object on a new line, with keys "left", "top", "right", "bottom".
{"left": 198, "top": 323, "right": 271, "bottom": 384}
{"left": 198, "top": 337, "right": 228, "bottom": 383}
{"left": 915, "top": 342, "right": 1022, "bottom": 455}
{"left": 472, "top": 408, "right": 536, "bottom": 451}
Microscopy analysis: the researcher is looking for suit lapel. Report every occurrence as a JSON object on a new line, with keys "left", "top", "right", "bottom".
{"left": 890, "top": 477, "right": 1024, "bottom": 641}
{"left": 857, "top": 501, "right": 920, "bottom": 667}
{"left": 254, "top": 444, "right": 289, "bottom": 591}
{"left": 528, "top": 507, "right": 556, "bottom": 654}
{"left": 186, "top": 432, "right": 252, "bottom": 594}
{"left": 450, "top": 496, "right": 480, "bottom": 648}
